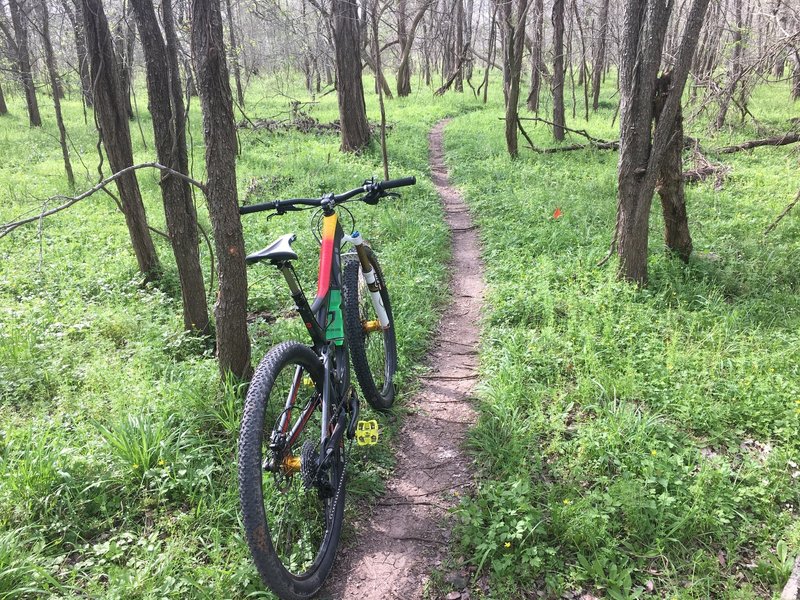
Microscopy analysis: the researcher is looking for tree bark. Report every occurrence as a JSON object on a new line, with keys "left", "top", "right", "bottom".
{"left": 526, "top": 0, "right": 543, "bottom": 111}
{"left": 654, "top": 74, "right": 692, "bottom": 261}
{"left": 130, "top": 0, "right": 210, "bottom": 334}
{"left": 396, "top": 0, "right": 432, "bottom": 97}
{"left": 0, "top": 81, "right": 6, "bottom": 115}
{"left": 223, "top": 0, "right": 245, "bottom": 109}
{"left": 714, "top": 0, "right": 743, "bottom": 129}
{"left": 82, "top": 0, "right": 161, "bottom": 279}
{"left": 191, "top": 0, "right": 251, "bottom": 378}
{"left": 497, "top": 0, "right": 529, "bottom": 157}
{"left": 38, "top": 0, "right": 74, "bottom": 187}
{"left": 115, "top": 6, "right": 136, "bottom": 120}
{"left": 8, "top": 0, "right": 41, "bottom": 126}
{"left": 591, "top": 0, "right": 609, "bottom": 111}
{"left": 615, "top": 0, "right": 710, "bottom": 284}
{"left": 551, "top": 0, "right": 565, "bottom": 140}
{"left": 61, "top": 0, "right": 93, "bottom": 107}
{"left": 792, "top": 50, "right": 800, "bottom": 100}
{"left": 332, "top": 0, "right": 370, "bottom": 152}
{"left": 454, "top": 0, "right": 464, "bottom": 92}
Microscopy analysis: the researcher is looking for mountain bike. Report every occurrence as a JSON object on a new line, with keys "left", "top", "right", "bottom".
{"left": 237, "top": 176, "right": 415, "bottom": 600}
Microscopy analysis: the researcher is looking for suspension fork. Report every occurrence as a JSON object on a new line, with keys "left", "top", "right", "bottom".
{"left": 347, "top": 231, "right": 390, "bottom": 329}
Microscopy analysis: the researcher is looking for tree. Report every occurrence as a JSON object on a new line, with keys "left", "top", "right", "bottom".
{"left": 223, "top": 0, "right": 245, "bottom": 109}
{"left": 130, "top": 0, "right": 210, "bottom": 334}
{"left": 591, "top": 0, "right": 610, "bottom": 111}
{"left": 551, "top": 0, "right": 565, "bottom": 140}
{"left": 37, "top": 0, "right": 74, "bottom": 187}
{"left": 332, "top": 0, "right": 370, "bottom": 152}
{"left": 496, "top": 0, "right": 530, "bottom": 157}
{"left": 614, "top": 0, "right": 710, "bottom": 283}
{"left": 82, "top": 0, "right": 162, "bottom": 279}
{"left": 60, "top": 0, "right": 93, "bottom": 107}
{"left": 8, "top": 0, "right": 41, "bottom": 126}
{"left": 397, "top": 0, "right": 433, "bottom": 97}
{"left": 0, "top": 80, "right": 7, "bottom": 115}
{"left": 526, "top": 0, "right": 544, "bottom": 111}
{"left": 191, "top": 0, "right": 251, "bottom": 378}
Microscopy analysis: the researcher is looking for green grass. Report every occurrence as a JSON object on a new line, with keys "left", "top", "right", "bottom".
{"left": 444, "top": 78, "right": 800, "bottom": 598}
{"left": 0, "top": 74, "right": 477, "bottom": 597}
{"left": 2, "top": 69, "right": 799, "bottom": 599}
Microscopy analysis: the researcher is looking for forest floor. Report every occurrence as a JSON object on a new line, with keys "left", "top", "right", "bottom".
{"left": 325, "top": 120, "right": 483, "bottom": 599}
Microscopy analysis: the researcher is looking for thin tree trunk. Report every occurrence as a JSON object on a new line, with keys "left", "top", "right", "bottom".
{"left": 223, "top": 0, "right": 245, "bottom": 109}
{"left": 0, "top": 81, "right": 7, "bottom": 114}
{"left": 591, "top": 0, "right": 609, "bottom": 110}
{"left": 715, "top": 0, "right": 743, "bottom": 129}
{"left": 131, "top": 0, "right": 210, "bottom": 334}
{"left": 62, "top": 0, "right": 93, "bottom": 107}
{"left": 551, "top": 0, "right": 565, "bottom": 140}
{"left": 526, "top": 0, "right": 543, "bottom": 111}
{"left": 38, "top": 0, "right": 74, "bottom": 187}
{"left": 498, "top": 0, "right": 529, "bottom": 157}
{"left": 654, "top": 74, "right": 692, "bottom": 261}
{"left": 191, "top": 0, "right": 251, "bottom": 378}
{"left": 82, "top": 0, "right": 161, "bottom": 279}
{"left": 8, "top": 0, "right": 41, "bottom": 126}
{"left": 370, "top": 0, "right": 389, "bottom": 179}
{"left": 332, "top": 0, "right": 370, "bottom": 152}
{"left": 792, "top": 50, "right": 800, "bottom": 100}
{"left": 482, "top": 6, "right": 497, "bottom": 104}
{"left": 396, "top": 0, "right": 432, "bottom": 97}
{"left": 454, "top": 0, "right": 464, "bottom": 92}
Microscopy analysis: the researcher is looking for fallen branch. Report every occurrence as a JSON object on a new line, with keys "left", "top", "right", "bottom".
{"left": 764, "top": 188, "right": 800, "bottom": 236}
{"left": 717, "top": 132, "right": 800, "bottom": 154}
{"left": 683, "top": 141, "right": 730, "bottom": 189}
{"left": 517, "top": 115, "right": 614, "bottom": 145}
{"left": 0, "top": 162, "right": 206, "bottom": 239}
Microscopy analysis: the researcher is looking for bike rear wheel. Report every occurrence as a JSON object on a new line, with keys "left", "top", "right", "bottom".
{"left": 342, "top": 248, "right": 398, "bottom": 411}
{"left": 238, "top": 341, "right": 345, "bottom": 600}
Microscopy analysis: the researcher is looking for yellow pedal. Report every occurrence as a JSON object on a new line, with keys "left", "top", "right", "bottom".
{"left": 355, "top": 420, "right": 379, "bottom": 446}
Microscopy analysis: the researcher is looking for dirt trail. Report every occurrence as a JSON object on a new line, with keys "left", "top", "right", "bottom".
{"left": 324, "top": 120, "right": 484, "bottom": 599}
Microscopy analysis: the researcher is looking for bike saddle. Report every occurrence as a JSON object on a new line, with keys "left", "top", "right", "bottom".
{"left": 246, "top": 233, "right": 298, "bottom": 264}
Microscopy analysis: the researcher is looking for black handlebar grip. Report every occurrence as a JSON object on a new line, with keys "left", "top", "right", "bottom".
{"left": 239, "top": 202, "right": 275, "bottom": 215}
{"left": 378, "top": 176, "right": 416, "bottom": 191}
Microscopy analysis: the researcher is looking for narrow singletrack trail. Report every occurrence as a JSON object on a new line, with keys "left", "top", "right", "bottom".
{"left": 324, "top": 119, "right": 484, "bottom": 600}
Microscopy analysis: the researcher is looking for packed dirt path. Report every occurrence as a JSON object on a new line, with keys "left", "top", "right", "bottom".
{"left": 324, "top": 120, "right": 484, "bottom": 599}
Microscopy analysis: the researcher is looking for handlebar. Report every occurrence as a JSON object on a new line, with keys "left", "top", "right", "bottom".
{"left": 239, "top": 176, "right": 416, "bottom": 215}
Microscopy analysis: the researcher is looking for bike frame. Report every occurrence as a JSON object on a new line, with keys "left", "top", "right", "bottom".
{"left": 270, "top": 210, "right": 351, "bottom": 477}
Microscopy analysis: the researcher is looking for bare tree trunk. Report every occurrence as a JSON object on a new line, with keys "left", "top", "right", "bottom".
{"left": 615, "top": 0, "right": 710, "bottom": 284}
{"left": 482, "top": 6, "right": 498, "bottom": 104}
{"left": 191, "top": 0, "right": 251, "bottom": 378}
{"left": 454, "top": 0, "right": 464, "bottom": 91}
{"left": 654, "top": 74, "right": 692, "bottom": 261}
{"left": 61, "top": 0, "right": 93, "bottom": 107}
{"left": 497, "top": 0, "right": 529, "bottom": 157}
{"left": 38, "top": 0, "right": 74, "bottom": 187}
{"left": 396, "top": 0, "right": 433, "bottom": 97}
{"left": 131, "top": 0, "right": 210, "bottom": 334}
{"left": 715, "top": 0, "right": 743, "bottom": 128}
{"left": 551, "top": 0, "right": 565, "bottom": 140}
{"left": 526, "top": 0, "right": 543, "bottom": 111}
{"left": 793, "top": 50, "right": 800, "bottom": 100}
{"left": 370, "top": 0, "right": 389, "bottom": 179}
{"left": 0, "top": 81, "right": 7, "bottom": 114}
{"left": 115, "top": 5, "right": 135, "bottom": 120}
{"left": 333, "top": 0, "right": 370, "bottom": 152}
{"left": 591, "top": 0, "right": 609, "bottom": 110}
{"left": 464, "top": 0, "right": 474, "bottom": 82}
{"left": 82, "top": 0, "right": 161, "bottom": 279}
{"left": 8, "top": 0, "right": 41, "bottom": 126}
{"left": 223, "top": 0, "right": 245, "bottom": 109}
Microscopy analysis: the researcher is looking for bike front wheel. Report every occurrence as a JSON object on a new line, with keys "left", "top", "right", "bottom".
{"left": 238, "top": 341, "right": 345, "bottom": 600}
{"left": 342, "top": 247, "right": 398, "bottom": 411}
